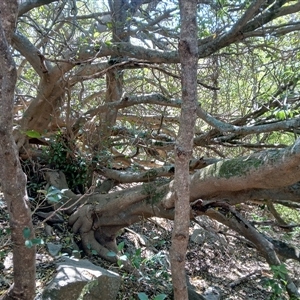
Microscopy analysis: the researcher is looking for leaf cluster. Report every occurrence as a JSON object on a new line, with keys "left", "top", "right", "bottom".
{"left": 47, "top": 134, "right": 88, "bottom": 193}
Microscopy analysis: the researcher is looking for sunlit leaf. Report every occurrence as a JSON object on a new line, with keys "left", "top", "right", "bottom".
{"left": 25, "top": 130, "right": 41, "bottom": 138}
{"left": 119, "top": 254, "right": 128, "bottom": 261}
{"left": 25, "top": 240, "right": 33, "bottom": 248}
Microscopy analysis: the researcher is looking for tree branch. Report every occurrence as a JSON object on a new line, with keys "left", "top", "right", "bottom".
{"left": 12, "top": 32, "right": 50, "bottom": 77}
{"left": 163, "top": 138, "right": 300, "bottom": 208}
{"left": 18, "top": 0, "right": 59, "bottom": 16}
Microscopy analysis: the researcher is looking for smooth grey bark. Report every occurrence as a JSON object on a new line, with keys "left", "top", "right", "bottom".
{"left": 170, "top": 1, "right": 198, "bottom": 299}
{"left": 0, "top": 1, "right": 36, "bottom": 299}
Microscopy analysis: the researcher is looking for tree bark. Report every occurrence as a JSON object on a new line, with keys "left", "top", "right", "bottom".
{"left": 0, "top": 2, "right": 36, "bottom": 299}
{"left": 170, "top": 0, "right": 198, "bottom": 299}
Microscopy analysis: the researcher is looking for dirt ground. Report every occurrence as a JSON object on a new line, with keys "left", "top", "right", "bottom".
{"left": 0, "top": 199, "right": 300, "bottom": 300}
{"left": 115, "top": 215, "right": 300, "bottom": 299}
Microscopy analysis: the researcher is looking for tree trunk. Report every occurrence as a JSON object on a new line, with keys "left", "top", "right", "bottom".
{"left": 104, "top": 0, "right": 129, "bottom": 134}
{"left": 170, "top": 0, "right": 198, "bottom": 299}
{"left": 0, "top": 2, "right": 36, "bottom": 299}
{"left": 87, "top": 0, "right": 129, "bottom": 184}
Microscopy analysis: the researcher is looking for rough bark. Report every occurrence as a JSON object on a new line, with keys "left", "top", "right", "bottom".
{"left": 0, "top": 1, "right": 36, "bottom": 299}
{"left": 170, "top": 1, "right": 198, "bottom": 299}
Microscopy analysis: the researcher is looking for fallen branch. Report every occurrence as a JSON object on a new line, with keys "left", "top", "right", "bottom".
{"left": 229, "top": 270, "right": 264, "bottom": 288}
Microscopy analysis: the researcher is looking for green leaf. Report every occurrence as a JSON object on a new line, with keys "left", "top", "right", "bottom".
{"left": 107, "top": 251, "right": 117, "bottom": 257}
{"left": 31, "top": 238, "right": 44, "bottom": 245}
{"left": 23, "top": 227, "right": 31, "bottom": 239}
{"left": 93, "top": 32, "right": 100, "bottom": 38}
{"left": 275, "top": 110, "right": 286, "bottom": 120}
{"left": 47, "top": 194, "right": 62, "bottom": 203}
{"left": 25, "top": 240, "right": 33, "bottom": 248}
{"left": 117, "top": 241, "right": 125, "bottom": 251}
{"left": 47, "top": 186, "right": 61, "bottom": 195}
{"left": 91, "top": 249, "right": 97, "bottom": 255}
{"left": 117, "top": 260, "right": 123, "bottom": 268}
{"left": 153, "top": 295, "right": 167, "bottom": 300}
{"left": 4, "top": 228, "right": 11, "bottom": 235}
{"left": 135, "top": 248, "right": 142, "bottom": 256}
{"left": 25, "top": 130, "right": 41, "bottom": 138}
{"left": 46, "top": 186, "right": 65, "bottom": 203}
{"left": 137, "top": 292, "right": 148, "bottom": 300}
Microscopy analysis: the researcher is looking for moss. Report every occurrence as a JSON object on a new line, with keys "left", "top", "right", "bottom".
{"left": 142, "top": 181, "right": 166, "bottom": 204}
{"left": 153, "top": 141, "right": 164, "bottom": 146}
{"left": 200, "top": 161, "right": 222, "bottom": 179}
{"left": 197, "top": 149, "right": 283, "bottom": 181}
{"left": 143, "top": 169, "right": 158, "bottom": 179}
{"left": 218, "top": 157, "right": 263, "bottom": 178}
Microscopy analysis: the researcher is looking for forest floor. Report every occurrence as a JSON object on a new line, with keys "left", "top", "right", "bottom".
{"left": 0, "top": 198, "right": 300, "bottom": 300}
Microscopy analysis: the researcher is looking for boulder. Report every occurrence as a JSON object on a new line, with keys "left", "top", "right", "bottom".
{"left": 42, "top": 257, "right": 120, "bottom": 300}
{"left": 203, "top": 287, "right": 221, "bottom": 300}
{"left": 46, "top": 242, "right": 62, "bottom": 257}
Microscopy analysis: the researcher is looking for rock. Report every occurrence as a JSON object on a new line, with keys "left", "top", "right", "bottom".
{"left": 46, "top": 242, "right": 62, "bottom": 257}
{"left": 41, "top": 257, "right": 120, "bottom": 300}
{"left": 188, "top": 286, "right": 206, "bottom": 300}
{"left": 3, "top": 252, "right": 13, "bottom": 269}
{"left": 190, "top": 228, "right": 219, "bottom": 245}
{"left": 190, "top": 227, "right": 227, "bottom": 248}
{"left": 203, "top": 287, "right": 221, "bottom": 300}
{"left": 187, "top": 275, "right": 205, "bottom": 300}
{"left": 187, "top": 276, "right": 221, "bottom": 300}
{"left": 190, "top": 229, "right": 206, "bottom": 245}
{"left": 44, "top": 224, "right": 53, "bottom": 236}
